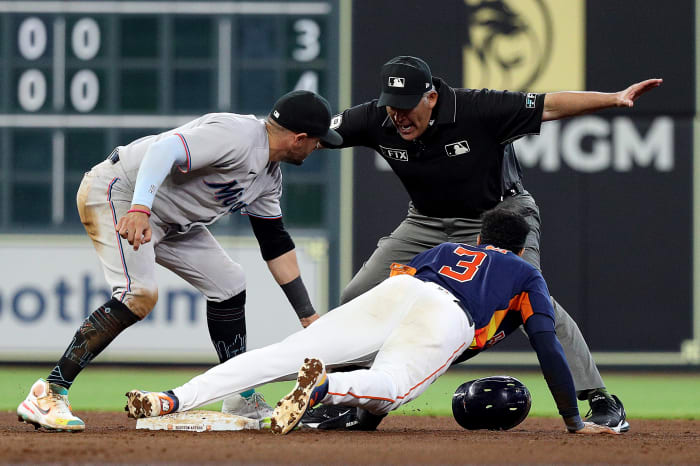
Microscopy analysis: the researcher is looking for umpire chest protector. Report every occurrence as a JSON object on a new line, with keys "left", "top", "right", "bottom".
{"left": 333, "top": 78, "right": 544, "bottom": 218}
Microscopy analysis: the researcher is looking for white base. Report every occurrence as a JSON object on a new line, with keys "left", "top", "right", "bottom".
{"left": 135, "top": 410, "right": 262, "bottom": 432}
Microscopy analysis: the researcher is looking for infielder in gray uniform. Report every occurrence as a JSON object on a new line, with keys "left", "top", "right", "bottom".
{"left": 310, "top": 56, "right": 661, "bottom": 431}
{"left": 16, "top": 90, "right": 342, "bottom": 432}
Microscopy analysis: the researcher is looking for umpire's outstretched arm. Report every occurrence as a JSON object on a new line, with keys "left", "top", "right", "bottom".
{"left": 542, "top": 78, "right": 662, "bottom": 121}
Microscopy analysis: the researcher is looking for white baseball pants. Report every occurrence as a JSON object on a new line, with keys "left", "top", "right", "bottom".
{"left": 172, "top": 274, "right": 474, "bottom": 415}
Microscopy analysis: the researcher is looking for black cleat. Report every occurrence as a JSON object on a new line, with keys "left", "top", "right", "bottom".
{"left": 301, "top": 404, "right": 360, "bottom": 430}
{"left": 585, "top": 392, "right": 630, "bottom": 433}
{"left": 300, "top": 404, "right": 386, "bottom": 431}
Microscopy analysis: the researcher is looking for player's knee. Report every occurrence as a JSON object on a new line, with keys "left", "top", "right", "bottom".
{"left": 123, "top": 288, "right": 159, "bottom": 319}
{"left": 76, "top": 177, "right": 89, "bottom": 215}
{"left": 216, "top": 264, "right": 245, "bottom": 297}
{"left": 76, "top": 180, "right": 101, "bottom": 239}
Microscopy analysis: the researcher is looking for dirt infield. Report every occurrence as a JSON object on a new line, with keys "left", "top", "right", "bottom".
{"left": 2, "top": 411, "right": 699, "bottom": 464}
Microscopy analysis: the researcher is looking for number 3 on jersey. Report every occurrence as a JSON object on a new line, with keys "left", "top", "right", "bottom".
{"left": 438, "top": 246, "right": 487, "bottom": 283}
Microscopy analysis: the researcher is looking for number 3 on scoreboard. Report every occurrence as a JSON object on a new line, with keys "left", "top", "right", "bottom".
{"left": 438, "top": 246, "right": 486, "bottom": 283}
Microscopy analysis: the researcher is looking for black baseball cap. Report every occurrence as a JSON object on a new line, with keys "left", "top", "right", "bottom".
{"left": 270, "top": 90, "right": 342, "bottom": 146}
{"left": 377, "top": 56, "right": 434, "bottom": 109}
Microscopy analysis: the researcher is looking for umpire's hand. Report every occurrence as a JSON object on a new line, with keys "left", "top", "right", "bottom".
{"left": 116, "top": 204, "right": 153, "bottom": 251}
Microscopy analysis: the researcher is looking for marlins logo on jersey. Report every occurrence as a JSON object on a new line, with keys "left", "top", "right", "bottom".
{"left": 203, "top": 179, "right": 246, "bottom": 212}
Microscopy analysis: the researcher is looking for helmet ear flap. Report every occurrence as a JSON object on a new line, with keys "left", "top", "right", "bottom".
{"left": 452, "top": 376, "right": 531, "bottom": 430}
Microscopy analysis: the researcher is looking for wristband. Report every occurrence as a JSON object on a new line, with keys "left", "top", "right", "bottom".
{"left": 280, "top": 276, "right": 315, "bottom": 319}
{"left": 128, "top": 208, "right": 151, "bottom": 217}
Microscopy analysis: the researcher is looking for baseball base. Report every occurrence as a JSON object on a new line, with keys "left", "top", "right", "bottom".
{"left": 135, "top": 410, "right": 262, "bottom": 432}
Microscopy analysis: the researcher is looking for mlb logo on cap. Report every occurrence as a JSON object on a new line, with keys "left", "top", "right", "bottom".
{"left": 388, "top": 77, "right": 405, "bottom": 88}
{"left": 378, "top": 56, "right": 433, "bottom": 109}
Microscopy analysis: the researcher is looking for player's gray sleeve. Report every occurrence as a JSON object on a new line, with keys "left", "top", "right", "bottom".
{"left": 242, "top": 165, "right": 283, "bottom": 219}
{"left": 131, "top": 135, "right": 187, "bottom": 208}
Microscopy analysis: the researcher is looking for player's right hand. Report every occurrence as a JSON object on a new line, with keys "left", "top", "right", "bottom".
{"left": 571, "top": 421, "right": 620, "bottom": 435}
{"left": 116, "top": 205, "right": 152, "bottom": 251}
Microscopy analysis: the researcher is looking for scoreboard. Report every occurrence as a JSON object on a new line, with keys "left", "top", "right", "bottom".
{"left": 0, "top": 0, "right": 340, "bottom": 232}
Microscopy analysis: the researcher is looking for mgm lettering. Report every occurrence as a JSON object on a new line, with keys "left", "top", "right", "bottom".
{"left": 515, "top": 116, "right": 673, "bottom": 173}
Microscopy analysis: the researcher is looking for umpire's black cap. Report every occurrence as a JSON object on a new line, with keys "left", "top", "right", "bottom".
{"left": 270, "top": 90, "right": 342, "bottom": 146}
{"left": 377, "top": 56, "right": 434, "bottom": 109}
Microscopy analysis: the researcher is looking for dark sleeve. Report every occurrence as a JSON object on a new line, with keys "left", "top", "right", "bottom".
{"left": 325, "top": 101, "right": 378, "bottom": 149}
{"left": 525, "top": 315, "right": 582, "bottom": 430}
{"left": 474, "top": 89, "right": 545, "bottom": 144}
{"left": 248, "top": 215, "right": 295, "bottom": 261}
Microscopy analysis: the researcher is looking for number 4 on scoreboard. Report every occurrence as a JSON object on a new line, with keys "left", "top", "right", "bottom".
{"left": 294, "top": 71, "right": 318, "bottom": 93}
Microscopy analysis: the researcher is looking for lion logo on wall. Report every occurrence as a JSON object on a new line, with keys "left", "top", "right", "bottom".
{"left": 463, "top": 0, "right": 553, "bottom": 91}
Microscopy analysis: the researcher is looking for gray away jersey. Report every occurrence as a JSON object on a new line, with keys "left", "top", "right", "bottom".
{"left": 112, "top": 113, "right": 283, "bottom": 230}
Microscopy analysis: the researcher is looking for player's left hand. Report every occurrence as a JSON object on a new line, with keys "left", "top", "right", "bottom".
{"left": 116, "top": 204, "right": 152, "bottom": 251}
{"left": 616, "top": 78, "right": 663, "bottom": 107}
{"left": 570, "top": 421, "right": 620, "bottom": 435}
{"left": 300, "top": 313, "right": 320, "bottom": 328}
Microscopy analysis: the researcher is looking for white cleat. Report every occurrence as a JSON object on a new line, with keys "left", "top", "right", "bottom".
{"left": 17, "top": 379, "right": 85, "bottom": 432}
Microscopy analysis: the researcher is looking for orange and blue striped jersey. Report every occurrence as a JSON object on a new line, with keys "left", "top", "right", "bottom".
{"left": 408, "top": 242, "right": 555, "bottom": 353}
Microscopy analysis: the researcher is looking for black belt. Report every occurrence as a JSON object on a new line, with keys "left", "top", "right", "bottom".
{"left": 107, "top": 148, "right": 120, "bottom": 164}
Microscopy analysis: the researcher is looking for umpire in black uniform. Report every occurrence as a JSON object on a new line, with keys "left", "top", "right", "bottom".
{"left": 317, "top": 56, "right": 661, "bottom": 431}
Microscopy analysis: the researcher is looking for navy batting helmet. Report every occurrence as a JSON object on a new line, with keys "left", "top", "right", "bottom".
{"left": 452, "top": 376, "right": 531, "bottom": 430}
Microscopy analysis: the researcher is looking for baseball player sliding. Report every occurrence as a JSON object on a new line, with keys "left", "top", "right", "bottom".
{"left": 312, "top": 55, "right": 658, "bottom": 432}
{"left": 124, "top": 209, "right": 619, "bottom": 435}
{"left": 16, "top": 90, "right": 342, "bottom": 432}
